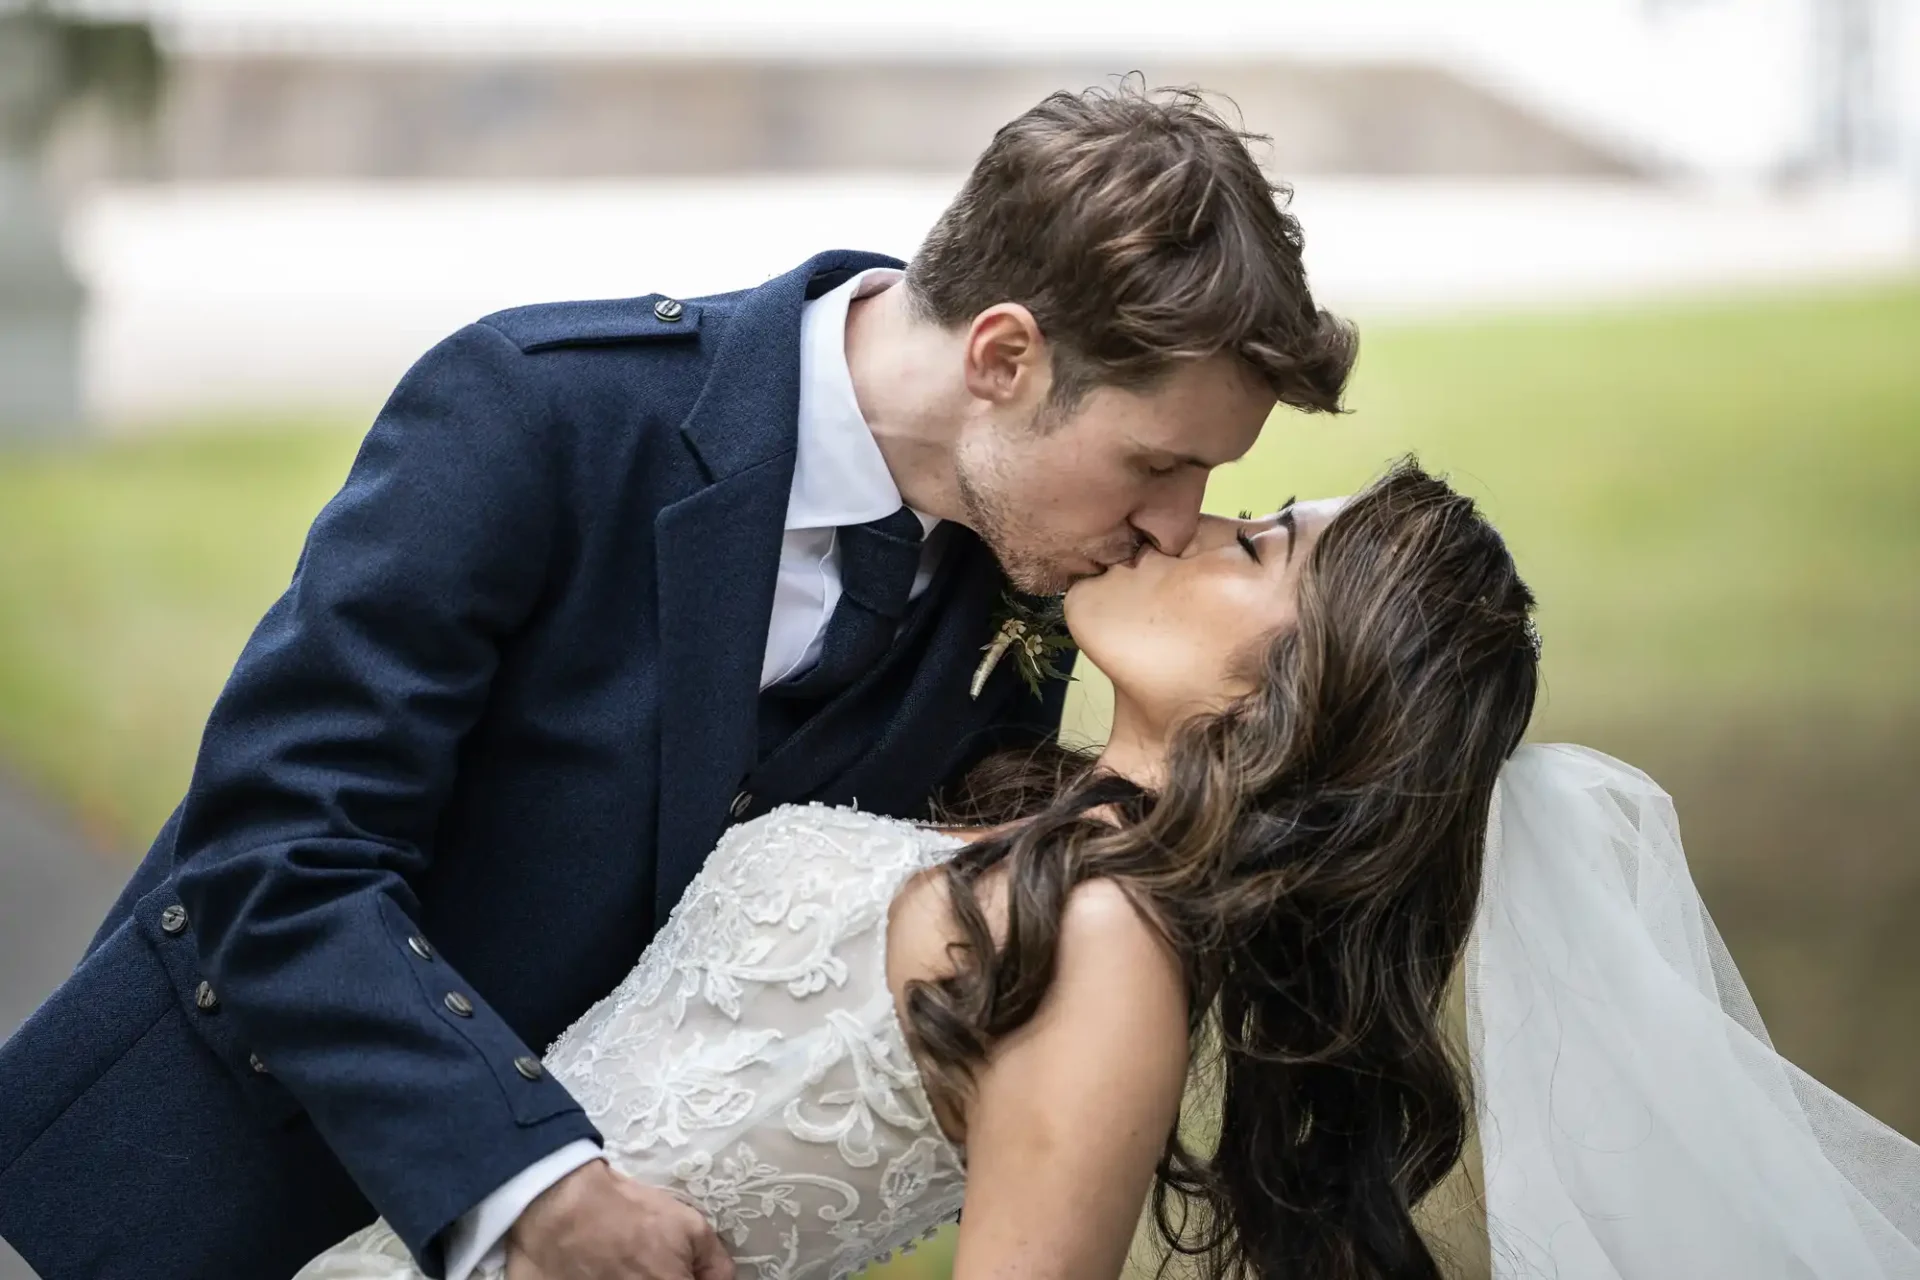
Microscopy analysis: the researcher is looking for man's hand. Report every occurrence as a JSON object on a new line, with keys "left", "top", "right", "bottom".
{"left": 506, "top": 1159, "right": 734, "bottom": 1280}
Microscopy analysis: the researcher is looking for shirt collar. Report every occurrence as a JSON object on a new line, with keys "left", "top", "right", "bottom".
{"left": 791, "top": 267, "right": 938, "bottom": 537}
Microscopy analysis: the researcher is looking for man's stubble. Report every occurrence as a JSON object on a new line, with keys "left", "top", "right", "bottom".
{"left": 952, "top": 432, "right": 1131, "bottom": 598}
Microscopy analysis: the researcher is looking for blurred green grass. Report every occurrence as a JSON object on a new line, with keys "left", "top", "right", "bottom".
{"left": 1, "top": 280, "right": 1916, "bottom": 848}
{"left": 0, "top": 418, "right": 361, "bottom": 845}
{"left": 0, "top": 281, "right": 1915, "bottom": 1279}
{"left": 1064, "top": 278, "right": 1920, "bottom": 745}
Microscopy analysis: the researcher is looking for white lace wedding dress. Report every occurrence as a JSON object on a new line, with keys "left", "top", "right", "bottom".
{"left": 299, "top": 805, "right": 968, "bottom": 1280}
{"left": 298, "top": 751, "right": 1920, "bottom": 1280}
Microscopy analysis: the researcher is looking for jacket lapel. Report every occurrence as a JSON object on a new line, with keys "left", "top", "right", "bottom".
{"left": 747, "top": 527, "right": 974, "bottom": 803}
{"left": 765, "top": 531, "right": 1034, "bottom": 817}
{"left": 833, "top": 536, "right": 1032, "bottom": 802}
{"left": 651, "top": 249, "right": 906, "bottom": 926}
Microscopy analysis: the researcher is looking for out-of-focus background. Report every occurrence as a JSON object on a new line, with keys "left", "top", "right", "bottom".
{"left": 1, "top": 0, "right": 1916, "bottom": 1275}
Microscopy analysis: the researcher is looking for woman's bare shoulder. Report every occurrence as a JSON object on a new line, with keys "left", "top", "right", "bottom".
{"left": 886, "top": 861, "right": 1183, "bottom": 1014}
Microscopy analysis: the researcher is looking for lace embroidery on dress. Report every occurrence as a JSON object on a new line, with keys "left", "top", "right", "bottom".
{"left": 296, "top": 804, "right": 968, "bottom": 1280}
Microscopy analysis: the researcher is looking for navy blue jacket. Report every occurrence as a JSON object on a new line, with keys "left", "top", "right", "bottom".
{"left": 0, "top": 251, "right": 1067, "bottom": 1280}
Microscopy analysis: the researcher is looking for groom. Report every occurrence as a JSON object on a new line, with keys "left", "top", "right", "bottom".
{"left": 0, "top": 86, "right": 1350, "bottom": 1280}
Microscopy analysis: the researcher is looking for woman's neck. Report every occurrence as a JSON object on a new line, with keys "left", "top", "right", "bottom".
{"left": 1095, "top": 695, "right": 1170, "bottom": 791}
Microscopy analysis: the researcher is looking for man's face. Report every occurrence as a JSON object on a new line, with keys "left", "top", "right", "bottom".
{"left": 954, "top": 352, "right": 1276, "bottom": 595}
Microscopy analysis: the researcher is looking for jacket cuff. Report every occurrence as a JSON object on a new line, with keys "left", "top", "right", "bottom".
{"left": 444, "top": 1140, "right": 604, "bottom": 1280}
{"left": 401, "top": 1109, "right": 602, "bottom": 1277}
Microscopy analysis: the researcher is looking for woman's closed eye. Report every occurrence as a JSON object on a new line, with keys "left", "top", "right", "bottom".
{"left": 1233, "top": 496, "right": 1297, "bottom": 564}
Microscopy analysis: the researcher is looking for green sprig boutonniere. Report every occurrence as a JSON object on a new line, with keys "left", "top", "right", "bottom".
{"left": 971, "top": 593, "right": 1074, "bottom": 700}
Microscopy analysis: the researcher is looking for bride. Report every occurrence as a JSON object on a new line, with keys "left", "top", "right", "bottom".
{"left": 302, "top": 461, "right": 1920, "bottom": 1280}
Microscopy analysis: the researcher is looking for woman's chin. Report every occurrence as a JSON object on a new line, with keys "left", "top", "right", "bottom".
{"left": 1060, "top": 574, "right": 1120, "bottom": 678}
{"left": 1062, "top": 567, "right": 1109, "bottom": 624}
{"left": 1061, "top": 577, "right": 1097, "bottom": 646}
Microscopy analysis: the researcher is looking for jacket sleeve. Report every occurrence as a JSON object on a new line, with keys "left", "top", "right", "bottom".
{"left": 172, "top": 321, "right": 600, "bottom": 1274}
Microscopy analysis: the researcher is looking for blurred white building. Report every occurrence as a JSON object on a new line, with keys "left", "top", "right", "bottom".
{"left": 40, "top": 0, "right": 1920, "bottom": 422}
{"left": 114, "top": 0, "right": 1917, "bottom": 183}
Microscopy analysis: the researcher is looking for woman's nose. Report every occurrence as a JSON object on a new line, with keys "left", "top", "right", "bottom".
{"left": 1175, "top": 513, "right": 1244, "bottom": 557}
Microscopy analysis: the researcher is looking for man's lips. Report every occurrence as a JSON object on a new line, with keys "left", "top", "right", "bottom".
{"left": 1076, "top": 543, "right": 1147, "bottom": 580}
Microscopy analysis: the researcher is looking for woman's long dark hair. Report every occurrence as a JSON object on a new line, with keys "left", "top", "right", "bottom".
{"left": 907, "top": 459, "right": 1540, "bottom": 1280}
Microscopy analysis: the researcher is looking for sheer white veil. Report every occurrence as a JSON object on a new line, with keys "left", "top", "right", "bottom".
{"left": 1465, "top": 744, "right": 1920, "bottom": 1279}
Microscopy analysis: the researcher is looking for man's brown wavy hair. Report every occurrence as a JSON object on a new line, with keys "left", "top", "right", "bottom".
{"left": 907, "top": 78, "right": 1357, "bottom": 415}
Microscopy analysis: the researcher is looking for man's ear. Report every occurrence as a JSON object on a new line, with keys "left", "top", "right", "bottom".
{"left": 962, "top": 304, "right": 1049, "bottom": 406}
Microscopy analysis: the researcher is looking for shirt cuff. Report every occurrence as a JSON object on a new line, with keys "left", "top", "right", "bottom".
{"left": 444, "top": 1139, "right": 604, "bottom": 1280}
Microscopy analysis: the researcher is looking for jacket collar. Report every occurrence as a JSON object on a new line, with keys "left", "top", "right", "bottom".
{"left": 677, "top": 249, "right": 906, "bottom": 483}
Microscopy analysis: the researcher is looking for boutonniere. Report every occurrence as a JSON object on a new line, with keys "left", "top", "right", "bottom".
{"left": 971, "top": 592, "right": 1073, "bottom": 700}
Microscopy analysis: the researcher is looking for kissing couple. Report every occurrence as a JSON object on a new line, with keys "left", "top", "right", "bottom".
{"left": 2, "top": 85, "right": 1916, "bottom": 1280}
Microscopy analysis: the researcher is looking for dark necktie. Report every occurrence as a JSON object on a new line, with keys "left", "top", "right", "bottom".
{"left": 776, "top": 506, "right": 925, "bottom": 699}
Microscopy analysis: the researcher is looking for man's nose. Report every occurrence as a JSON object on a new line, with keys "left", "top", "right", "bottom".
{"left": 1131, "top": 479, "right": 1208, "bottom": 558}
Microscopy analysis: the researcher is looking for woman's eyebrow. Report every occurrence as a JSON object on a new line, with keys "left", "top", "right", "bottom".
{"left": 1274, "top": 497, "right": 1298, "bottom": 563}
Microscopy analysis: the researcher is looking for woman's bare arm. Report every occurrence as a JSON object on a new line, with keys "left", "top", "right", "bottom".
{"left": 931, "top": 878, "right": 1190, "bottom": 1280}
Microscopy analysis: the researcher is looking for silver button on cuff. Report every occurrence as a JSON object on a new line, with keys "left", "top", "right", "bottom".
{"left": 444, "top": 991, "right": 474, "bottom": 1017}
{"left": 194, "top": 981, "right": 219, "bottom": 1013}
{"left": 159, "top": 904, "right": 188, "bottom": 935}
{"left": 513, "top": 1055, "right": 545, "bottom": 1081}
{"left": 730, "top": 791, "right": 753, "bottom": 819}
{"left": 653, "top": 297, "right": 684, "bottom": 322}
{"left": 407, "top": 936, "right": 434, "bottom": 961}
{"left": 248, "top": 1053, "right": 270, "bottom": 1075}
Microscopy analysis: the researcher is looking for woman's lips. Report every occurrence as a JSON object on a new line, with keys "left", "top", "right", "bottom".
{"left": 1084, "top": 541, "right": 1148, "bottom": 578}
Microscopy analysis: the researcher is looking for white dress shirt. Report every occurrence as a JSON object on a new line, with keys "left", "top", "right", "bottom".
{"left": 445, "top": 267, "right": 940, "bottom": 1280}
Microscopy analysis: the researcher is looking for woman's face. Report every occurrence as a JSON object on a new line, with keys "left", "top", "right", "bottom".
{"left": 1064, "top": 498, "right": 1346, "bottom": 730}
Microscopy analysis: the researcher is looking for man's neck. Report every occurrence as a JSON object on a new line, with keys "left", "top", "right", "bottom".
{"left": 843, "top": 280, "right": 972, "bottom": 526}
